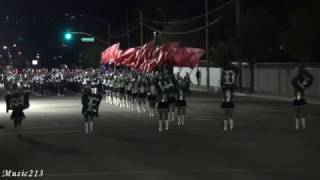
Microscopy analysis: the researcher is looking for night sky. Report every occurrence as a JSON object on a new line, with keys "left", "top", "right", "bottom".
{"left": 0, "top": 0, "right": 309, "bottom": 66}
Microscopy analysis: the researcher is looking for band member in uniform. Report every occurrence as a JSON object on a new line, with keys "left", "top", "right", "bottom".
{"left": 131, "top": 78, "right": 139, "bottom": 112}
{"left": 109, "top": 75, "right": 115, "bottom": 105}
{"left": 176, "top": 78, "right": 187, "bottom": 126}
{"left": 104, "top": 75, "right": 111, "bottom": 103}
{"left": 220, "top": 63, "right": 239, "bottom": 131}
{"left": 125, "top": 77, "right": 133, "bottom": 109}
{"left": 81, "top": 85, "right": 102, "bottom": 134}
{"left": 113, "top": 75, "right": 120, "bottom": 106}
{"left": 291, "top": 66, "right": 314, "bottom": 130}
{"left": 168, "top": 77, "right": 177, "bottom": 121}
{"left": 5, "top": 85, "right": 30, "bottom": 138}
{"left": 221, "top": 89, "right": 235, "bottom": 131}
{"left": 157, "top": 78, "right": 170, "bottom": 132}
{"left": 137, "top": 77, "right": 147, "bottom": 113}
{"left": 184, "top": 72, "right": 192, "bottom": 95}
{"left": 147, "top": 78, "right": 158, "bottom": 117}
{"left": 119, "top": 75, "right": 126, "bottom": 108}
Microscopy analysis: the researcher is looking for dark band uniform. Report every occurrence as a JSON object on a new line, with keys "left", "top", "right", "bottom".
{"left": 220, "top": 64, "right": 239, "bottom": 109}
{"left": 291, "top": 69, "right": 314, "bottom": 106}
{"left": 221, "top": 90, "right": 235, "bottom": 108}
{"left": 5, "top": 92, "right": 30, "bottom": 120}
{"left": 82, "top": 93, "right": 102, "bottom": 118}
{"left": 147, "top": 82, "right": 157, "bottom": 108}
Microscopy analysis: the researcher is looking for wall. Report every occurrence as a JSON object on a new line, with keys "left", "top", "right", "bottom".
{"left": 242, "top": 64, "right": 320, "bottom": 97}
{"left": 173, "top": 67, "right": 221, "bottom": 87}
{"left": 175, "top": 64, "right": 320, "bottom": 97}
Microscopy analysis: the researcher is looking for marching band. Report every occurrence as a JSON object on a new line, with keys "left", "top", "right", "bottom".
{"left": 1, "top": 64, "right": 315, "bottom": 137}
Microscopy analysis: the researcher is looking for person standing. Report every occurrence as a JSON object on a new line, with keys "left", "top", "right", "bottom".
{"left": 5, "top": 86, "right": 30, "bottom": 138}
{"left": 291, "top": 66, "right": 313, "bottom": 130}
{"left": 147, "top": 78, "right": 158, "bottom": 117}
{"left": 196, "top": 69, "right": 201, "bottom": 86}
{"left": 176, "top": 78, "right": 187, "bottom": 126}
{"left": 157, "top": 78, "right": 170, "bottom": 132}
{"left": 81, "top": 86, "right": 102, "bottom": 134}
{"left": 220, "top": 63, "right": 239, "bottom": 131}
{"left": 168, "top": 77, "right": 177, "bottom": 122}
{"left": 184, "top": 72, "right": 192, "bottom": 95}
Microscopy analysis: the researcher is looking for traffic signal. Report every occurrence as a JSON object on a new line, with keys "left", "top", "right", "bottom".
{"left": 64, "top": 32, "right": 72, "bottom": 41}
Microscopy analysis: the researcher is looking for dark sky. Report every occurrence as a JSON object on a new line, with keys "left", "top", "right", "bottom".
{"left": 0, "top": 0, "right": 140, "bottom": 65}
{"left": 0, "top": 0, "right": 212, "bottom": 64}
{"left": 0, "top": 0, "right": 309, "bottom": 66}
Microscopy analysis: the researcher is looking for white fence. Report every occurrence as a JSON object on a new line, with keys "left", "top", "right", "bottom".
{"left": 174, "top": 64, "right": 320, "bottom": 97}
{"left": 173, "top": 67, "right": 221, "bottom": 87}
{"left": 242, "top": 64, "right": 320, "bottom": 97}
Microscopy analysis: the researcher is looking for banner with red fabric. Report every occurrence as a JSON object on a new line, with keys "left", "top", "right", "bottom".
{"left": 100, "top": 41, "right": 204, "bottom": 72}
{"left": 100, "top": 43, "right": 122, "bottom": 65}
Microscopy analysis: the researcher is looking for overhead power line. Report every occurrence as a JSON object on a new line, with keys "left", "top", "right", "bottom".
{"left": 110, "top": 24, "right": 140, "bottom": 38}
{"left": 142, "top": 16, "right": 223, "bottom": 35}
{"left": 112, "top": 20, "right": 140, "bottom": 34}
{"left": 141, "top": 1, "right": 231, "bottom": 25}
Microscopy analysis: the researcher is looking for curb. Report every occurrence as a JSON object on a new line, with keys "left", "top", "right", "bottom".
{"left": 191, "top": 87, "right": 320, "bottom": 105}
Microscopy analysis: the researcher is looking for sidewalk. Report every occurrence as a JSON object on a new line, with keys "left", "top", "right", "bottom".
{"left": 191, "top": 85, "right": 320, "bottom": 105}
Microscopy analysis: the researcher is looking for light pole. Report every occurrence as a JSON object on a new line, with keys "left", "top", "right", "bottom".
{"left": 205, "top": 0, "right": 210, "bottom": 88}
{"left": 78, "top": 14, "right": 111, "bottom": 46}
{"left": 140, "top": 10, "right": 144, "bottom": 46}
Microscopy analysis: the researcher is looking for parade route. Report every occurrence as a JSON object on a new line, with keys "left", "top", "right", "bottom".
{"left": 1, "top": 92, "right": 320, "bottom": 180}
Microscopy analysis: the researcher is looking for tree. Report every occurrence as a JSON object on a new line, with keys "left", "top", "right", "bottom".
{"left": 158, "top": 19, "right": 205, "bottom": 48}
{"left": 281, "top": 0, "right": 320, "bottom": 62}
{"left": 81, "top": 44, "right": 105, "bottom": 68}
{"left": 237, "top": 6, "right": 278, "bottom": 92}
{"left": 208, "top": 28, "right": 240, "bottom": 64}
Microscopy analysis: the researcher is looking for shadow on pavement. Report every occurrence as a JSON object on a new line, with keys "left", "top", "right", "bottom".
{"left": 19, "top": 137, "right": 89, "bottom": 156}
{"left": 0, "top": 125, "right": 6, "bottom": 129}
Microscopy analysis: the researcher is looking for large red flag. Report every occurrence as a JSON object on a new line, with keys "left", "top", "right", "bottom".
{"left": 114, "top": 48, "right": 136, "bottom": 64}
{"left": 101, "top": 43, "right": 122, "bottom": 64}
{"left": 185, "top": 48, "right": 205, "bottom": 67}
{"left": 172, "top": 47, "right": 204, "bottom": 67}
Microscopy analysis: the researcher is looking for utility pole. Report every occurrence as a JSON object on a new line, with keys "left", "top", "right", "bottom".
{"left": 235, "top": 0, "right": 243, "bottom": 90}
{"left": 140, "top": 10, "right": 144, "bottom": 46}
{"left": 235, "top": 0, "right": 240, "bottom": 33}
{"left": 126, "top": 8, "right": 130, "bottom": 48}
{"left": 107, "top": 23, "right": 111, "bottom": 46}
{"left": 205, "top": 0, "right": 210, "bottom": 88}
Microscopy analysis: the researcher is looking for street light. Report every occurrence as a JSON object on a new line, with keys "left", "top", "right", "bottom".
{"left": 64, "top": 32, "right": 73, "bottom": 41}
{"left": 32, "top": 60, "right": 38, "bottom": 66}
{"left": 3, "top": 46, "right": 7, "bottom": 50}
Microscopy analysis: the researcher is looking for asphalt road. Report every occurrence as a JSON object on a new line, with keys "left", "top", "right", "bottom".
{"left": 1, "top": 91, "right": 320, "bottom": 180}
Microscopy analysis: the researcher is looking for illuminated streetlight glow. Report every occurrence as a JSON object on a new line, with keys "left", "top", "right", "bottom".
{"left": 32, "top": 60, "right": 38, "bottom": 65}
{"left": 3, "top": 46, "right": 7, "bottom": 50}
{"left": 64, "top": 32, "right": 72, "bottom": 40}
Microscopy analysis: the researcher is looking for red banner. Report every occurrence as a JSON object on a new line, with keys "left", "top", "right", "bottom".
{"left": 101, "top": 42, "right": 204, "bottom": 72}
